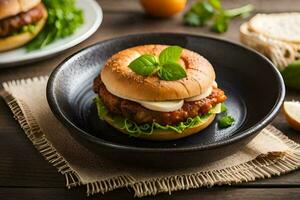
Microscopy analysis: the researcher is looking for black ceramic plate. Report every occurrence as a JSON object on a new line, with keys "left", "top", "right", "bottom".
{"left": 47, "top": 33, "right": 285, "bottom": 168}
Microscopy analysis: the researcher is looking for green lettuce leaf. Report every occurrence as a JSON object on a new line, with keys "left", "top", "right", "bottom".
{"left": 21, "top": 24, "right": 36, "bottom": 34}
{"left": 94, "top": 96, "right": 108, "bottom": 119}
{"left": 10, "top": 24, "right": 37, "bottom": 36}
{"left": 94, "top": 96, "right": 218, "bottom": 137}
{"left": 26, "top": 0, "right": 84, "bottom": 51}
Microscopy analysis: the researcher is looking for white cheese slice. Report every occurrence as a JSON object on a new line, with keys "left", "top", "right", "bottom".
{"left": 185, "top": 86, "right": 213, "bottom": 102}
{"left": 139, "top": 100, "right": 184, "bottom": 112}
{"left": 104, "top": 84, "right": 184, "bottom": 112}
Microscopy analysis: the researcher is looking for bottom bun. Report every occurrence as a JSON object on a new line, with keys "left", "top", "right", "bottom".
{"left": 104, "top": 114, "right": 216, "bottom": 141}
{"left": 0, "top": 5, "right": 47, "bottom": 52}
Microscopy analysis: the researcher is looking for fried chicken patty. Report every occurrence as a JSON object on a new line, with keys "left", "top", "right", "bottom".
{"left": 94, "top": 76, "right": 227, "bottom": 125}
{"left": 0, "top": 3, "right": 45, "bottom": 37}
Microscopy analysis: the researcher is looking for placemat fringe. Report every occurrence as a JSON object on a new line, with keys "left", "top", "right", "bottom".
{"left": 132, "top": 150, "right": 300, "bottom": 197}
{"left": 87, "top": 175, "right": 135, "bottom": 195}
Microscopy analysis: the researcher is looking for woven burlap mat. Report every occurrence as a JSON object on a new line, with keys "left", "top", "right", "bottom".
{"left": 1, "top": 76, "right": 300, "bottom": 197}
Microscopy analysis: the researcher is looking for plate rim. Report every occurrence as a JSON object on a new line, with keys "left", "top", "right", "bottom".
{"left": 0, "top": 0, "right": 103, "bottom": 67}
{"left": 47, "top": 32, "right": 285, "bottom": 153}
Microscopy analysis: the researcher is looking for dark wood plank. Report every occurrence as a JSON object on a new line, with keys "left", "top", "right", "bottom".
{"left": 1, "top": 187, "right": 300, "bottom": 200}
{"left": 0, "top": 98, "right": 65, "bottom": 188}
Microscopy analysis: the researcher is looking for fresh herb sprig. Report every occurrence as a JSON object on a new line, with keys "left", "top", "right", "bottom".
{"left": 128, "top": 46, "right": 187, "bottom": 81}
{"left": 218, "top": 115, "right": 235, "bottom": 128}
{"left": 218, "top": 103, "right": 235, "bottom": 128}
{"left": 26, "top": 0, "right": 84, "bottom": 51}
{"left": 184, "top": 0, "right": 254, "bottom": 33}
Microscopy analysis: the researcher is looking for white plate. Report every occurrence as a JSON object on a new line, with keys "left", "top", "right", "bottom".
{"left": 0, "top": 0, "right": 102, "bottom": 68}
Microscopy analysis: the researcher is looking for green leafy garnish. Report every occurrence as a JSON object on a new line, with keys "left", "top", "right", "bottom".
{"left": 94, "top": 97, "right": 108, "bottom": 120}
{"left": 218, "top": 103, "right": 234, "bottom": 128}
{"left": 94, "top": 96, "right": 219, "bottom": 137}
{"left": 183, "top": 12, "right": 202, "bottom": 26}
{"left": 183, "top": 0, "right": 253, "bottom": 33}
{"left": 208, "top": 0, "right": 221, "bottom": 10}
{"left": 26, "top": 0, "right": 84, "bottom": 51}
{"left": 128, "top": 55, "right": 159, "bottom": 76}
{"left": 128, "top": 46, "right": 187, "bottom": 81}
{"left": 281, "top": 60, "right": 300, "bottom": 90}
{"left": 158, "top": 62, "right": 187, "bottom": 81}
{"left": 218, "top": 115, "right": 235, "bottom": 128}
{"left": 159, "top": 46, "right": 182, "bottom": 65}
{"left": 211, "top": 12, "right": 228, "bottom": 33}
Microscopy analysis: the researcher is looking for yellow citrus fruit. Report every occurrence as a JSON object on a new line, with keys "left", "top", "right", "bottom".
{"left": 140, "top": 0, "right": 187, "bottom": 17}
{"left": 283, "top": 101, "right": 300, "bottom": 131}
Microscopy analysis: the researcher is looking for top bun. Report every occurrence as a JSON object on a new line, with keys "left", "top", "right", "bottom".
{"left": 0, "top": 0, "right": 41, "bottom": 20}
{"left": 101, "top": 45, "right": 215, "bottom": 101}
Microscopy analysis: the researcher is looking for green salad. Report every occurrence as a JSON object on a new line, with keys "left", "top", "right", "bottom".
{"left": 26, "top": 0, "right": 84, "bottom": 51}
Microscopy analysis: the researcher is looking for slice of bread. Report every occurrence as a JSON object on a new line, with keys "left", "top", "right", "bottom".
{"left": 248, "top": 13, "right": 300, "bottom": 44}
{"left": 240, "top": 13, "right": 300, "bottom": 70}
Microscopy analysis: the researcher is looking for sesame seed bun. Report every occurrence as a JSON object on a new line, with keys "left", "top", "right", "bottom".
{"left": 100, "top": 44, "right": 216, "bottom": 101}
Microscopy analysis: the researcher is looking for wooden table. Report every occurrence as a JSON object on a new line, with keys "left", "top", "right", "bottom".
{"left": 0, "top": 0, "right": 300, "bottom": 199}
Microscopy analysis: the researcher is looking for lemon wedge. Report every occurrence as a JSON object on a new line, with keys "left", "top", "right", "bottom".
{"left": 283, "top": 101, "right": 300, "bottom": 131}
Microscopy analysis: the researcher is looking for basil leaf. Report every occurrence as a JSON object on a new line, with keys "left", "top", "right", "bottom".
{"left": 159, "top": 46, "right": 183, "bottom": 65}
{"left": 218, "top": 115, "right": 235, "bottom": 128}
{"left": 158, "top": 62, "right": 187, "bottom": 81}
{"left": 184, "top": 11, "right": 203, "bottom": 26}
{"left": 209, "top": 0, "right": 221, "bottom": 10}
{"left": 212, "top": 12, "right": 229, "bottom": 33}
{"left": 128, "top": 54, "right": 159, "bottom": 76}
{"left": 191, "top": 2, "right": 214, "bottom": 23}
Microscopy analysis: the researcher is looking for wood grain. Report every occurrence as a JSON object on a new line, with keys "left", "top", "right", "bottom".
{"left": 0, "top": 0, "right": 300, "bottom": 199}
{"left": 1, "top": 188, "right": 300, "bottom": 200}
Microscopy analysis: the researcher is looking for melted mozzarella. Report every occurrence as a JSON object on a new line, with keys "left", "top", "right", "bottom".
{"left": 104, "top": 84, "right": 184, "bottom": 112}
{"left": 185, "top": 86, "right": 213, "bottom": 102}
{"left": 139, "top": 100, "right": 184, "bottom": 112}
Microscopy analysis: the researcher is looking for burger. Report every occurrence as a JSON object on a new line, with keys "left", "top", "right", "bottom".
{"left": 0, "top": 0, "right": 48, "bottom": 52}
{"left": 93, "top": 45, "right": 227, "bottom": 140}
